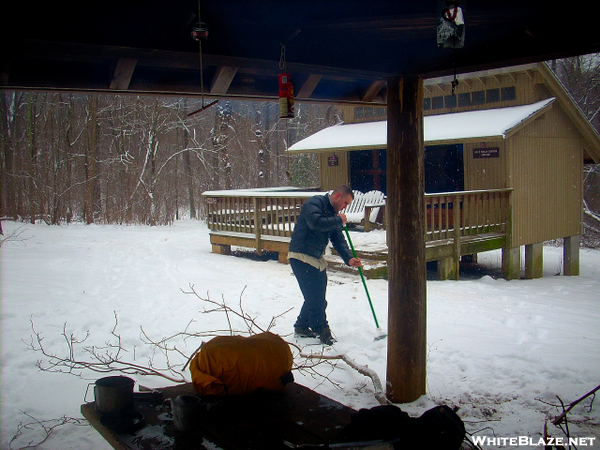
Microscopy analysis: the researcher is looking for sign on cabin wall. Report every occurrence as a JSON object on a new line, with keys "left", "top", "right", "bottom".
{"left": 328, "top": 154, "right": 339, "bottom": 166}
{"left": 473, "top": 147, "right": 500, "bottom": 159}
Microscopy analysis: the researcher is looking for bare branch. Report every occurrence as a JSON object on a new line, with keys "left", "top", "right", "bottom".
{"left": 25, "top": 314, "right": 186, "bottom": 383}
{"left": 9, "top": 412, "right": 88, "bottom": 450}
{"left": 551, "top": 384, "right": 600, "bottom": 425}
{"left": 299, "top": 351, "right": 389, "bottom": 405}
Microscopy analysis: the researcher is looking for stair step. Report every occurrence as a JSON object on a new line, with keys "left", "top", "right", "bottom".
{"left": 325, "top": 256, "right": 388, "bottom": 279}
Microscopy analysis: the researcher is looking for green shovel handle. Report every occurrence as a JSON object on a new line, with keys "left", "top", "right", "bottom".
{"left": 343, "top": 226, "right": 380, "bottom": 329}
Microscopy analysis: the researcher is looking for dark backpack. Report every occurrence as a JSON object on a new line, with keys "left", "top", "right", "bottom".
{"left": 334, "top": 404, "right": 465, "bottom": 450}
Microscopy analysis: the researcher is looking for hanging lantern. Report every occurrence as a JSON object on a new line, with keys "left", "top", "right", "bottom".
{"left": 191, "top": 22, "right": 209, "bottom": 41}
{"left": 278, "top": 73, "right": 295, "bottom": 119}
{"left": 437, "top": 0, "right": 465, "bottom": 49}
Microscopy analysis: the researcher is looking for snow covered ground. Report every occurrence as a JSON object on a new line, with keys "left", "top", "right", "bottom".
{"left": 1, "top": 220, "right": 599, "bottom": 449}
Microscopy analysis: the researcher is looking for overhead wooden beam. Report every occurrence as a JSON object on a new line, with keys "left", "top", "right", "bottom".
{"left": 362, "top": 80, "right": 386, "bottom": 102}
{"left": 109, "top": 58, "right": 137, "bottom": 90}
{"left": 297, "top": 74, "right": 322, "bottom": 99}
{"left": 210, "top": 66, "right": 238, "bottom": 95}
{"left": 386, "top": 75, "right": 426, "bottom": 403}
{"left": 11, "top": 40, "right": 392, "bottom": 82}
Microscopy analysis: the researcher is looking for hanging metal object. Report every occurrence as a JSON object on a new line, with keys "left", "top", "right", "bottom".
{"left": 437, "top": 0, "right": 465, "bottom": 95}
{"left": 191, "top": 22, "right": 209, "bottom": 41}
{"left": 187, "top": 1, "right": 218, "bottom": 117}
{"left": 437, "top": 0, "right": 465, "bottom": 49}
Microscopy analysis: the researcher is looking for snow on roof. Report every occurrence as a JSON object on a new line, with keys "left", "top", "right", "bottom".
{"left": 202, "top": 186, "right": 324, "bottom": 198}
{"left": 287, "top": 98, "right": 555, "bottom": 153}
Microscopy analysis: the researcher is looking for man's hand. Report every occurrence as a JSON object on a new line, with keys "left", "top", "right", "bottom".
{"left": 337, "top": 213, "right": 348, "bottom": 225}
{"left": 349, "top": 257, "right": 362, "bottom": 268}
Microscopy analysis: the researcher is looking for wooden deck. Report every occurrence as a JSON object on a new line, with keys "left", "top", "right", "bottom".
{"left": 202, "top": 188, "right": 513, "bottom": 280}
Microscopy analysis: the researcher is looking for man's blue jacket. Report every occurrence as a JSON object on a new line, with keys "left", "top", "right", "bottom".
{"left": 289, "top": 193, "right": 354, "bottom": 265}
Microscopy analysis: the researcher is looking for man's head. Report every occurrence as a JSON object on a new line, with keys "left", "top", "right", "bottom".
{"left": 330, "top": 186, "right": 354, "bottom": 213}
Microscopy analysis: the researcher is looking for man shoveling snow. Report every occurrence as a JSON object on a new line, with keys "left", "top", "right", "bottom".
{"left": 288, "top": 185, "right": 362, "bottom": 345}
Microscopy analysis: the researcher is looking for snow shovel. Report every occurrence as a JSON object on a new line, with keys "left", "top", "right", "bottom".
{"left": 343, "top": 226, "right": 387, "bottom": 341}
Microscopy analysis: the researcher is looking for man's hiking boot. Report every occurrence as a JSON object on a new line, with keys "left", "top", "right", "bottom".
{"left": 294, "top": 326, "right": 317, "bottom": 338}
{"left": 319, "top": 327, "right": 336, "bottom": 346}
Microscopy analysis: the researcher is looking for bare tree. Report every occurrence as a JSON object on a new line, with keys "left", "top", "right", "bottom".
{"left": 583, "top": 164, "right": 600, "bottom": 247}
{"left": 554, "top": 55, "right": 600, "bottom": 132}
{"left": 1, "top": 93, "right": 340, "bottom": 225}
{"left": 552, "top": 55, "right": 600, "bottom": 248}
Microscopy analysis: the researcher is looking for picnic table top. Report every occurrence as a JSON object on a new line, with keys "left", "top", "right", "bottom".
{"left": 81, "top": 382, "right": 357, "bottom": 450}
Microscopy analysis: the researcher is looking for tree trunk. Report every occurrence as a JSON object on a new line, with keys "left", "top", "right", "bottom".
{"left": 181, "top": 107, "right": 196, "bottom": 219}
{"left": 26, "top": 93, "right": 37, "bottom": 224}
{"left": 84, "top": 94, "right": 99, "bottom": 224}
{"left": 0, "top": 92, "right": 15, "bottom": 219}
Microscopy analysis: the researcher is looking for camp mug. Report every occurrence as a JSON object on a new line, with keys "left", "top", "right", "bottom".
{"left": 93, "top": 376, "right": 135, "bottom": 415}
{"left": 164, "top": 395, "right": 200, "bottom": 431}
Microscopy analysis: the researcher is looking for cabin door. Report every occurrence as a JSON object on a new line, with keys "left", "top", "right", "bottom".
{"left": 424, "top": 144, "right": 464, "bottom": 193}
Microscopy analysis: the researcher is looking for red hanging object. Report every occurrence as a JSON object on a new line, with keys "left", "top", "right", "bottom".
{"left": 278, "top": 73, "right": 294, "bottom": 119}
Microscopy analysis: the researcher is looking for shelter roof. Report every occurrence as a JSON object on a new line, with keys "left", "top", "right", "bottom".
{"left": 287, "top": 99, "right": 556, "bottom": 153}
{"left": 2, "top": 2, "right": 600, "bottom": 103}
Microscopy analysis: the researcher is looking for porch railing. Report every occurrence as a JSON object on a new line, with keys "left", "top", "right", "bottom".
{"left": 203, "top": 188, "right": 512, "bottom": 245}
{"left": 203, "top": 188, "right": 319, "bottom": 240}
{"left": 424, "top": 188, "right": 512, "bottom": 242}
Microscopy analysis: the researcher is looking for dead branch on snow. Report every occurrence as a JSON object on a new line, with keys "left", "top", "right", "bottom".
{"left": 299, "top": 351, "right": 389, "bottom": 405}
{"left": 9, "top": 412, "right": 88, "bottom": 450}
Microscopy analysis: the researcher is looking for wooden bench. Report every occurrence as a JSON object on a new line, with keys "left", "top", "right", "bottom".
{"left": 341, "top": 190, "right": 386, "bottom": 232}
{"left": 82, "top": 382, "right": 357, "bottom": 450}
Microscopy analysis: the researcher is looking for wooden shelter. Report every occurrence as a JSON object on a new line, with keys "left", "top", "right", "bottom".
{"left": 3, "top": 0, "right": 600, "bottom": 406}
{"left": 287, "top": 62, "right": 600, "bottom": 280}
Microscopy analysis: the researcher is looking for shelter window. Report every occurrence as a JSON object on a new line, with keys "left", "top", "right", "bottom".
{"left": 501, "top": 86, "right": 516, "bottom": 101}
{"left": 354, "top": 107, "right": 364, "bottom": 119}
{"left": 486, "top": 89, "right": 500, "bottom": 103}
{"left": 458, "top": 93, "right": 471, "bottom": 107}
{"left": 432, "top": 96, "right": 444, "bottom": 110}
{"left": 445, "top": 95, "right": 457, "bottom": 109}
{"left": 424, "top": 98, "right": 431, "bottom": 110}
{"left": 472, "top": 91, "right": 485, "bottom": 105}
{"left": 375, "top": 107, "right": 386, "bottom": 117}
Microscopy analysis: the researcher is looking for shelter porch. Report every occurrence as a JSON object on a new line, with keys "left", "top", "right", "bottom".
{"left": 202, "top": 187, "right": 545, "bottom": 280}
{"left": 202, "top": 187, "right": 579, "bottom": 280}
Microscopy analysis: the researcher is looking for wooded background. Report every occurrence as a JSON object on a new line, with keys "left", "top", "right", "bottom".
{"left": 1, "top": 57, "right": 598, "bottom": 245}
{"left": 0, "top": 96, "right": 340, "bottom": 226}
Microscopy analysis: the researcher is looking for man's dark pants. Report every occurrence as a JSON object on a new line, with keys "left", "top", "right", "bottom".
{"left": 290, "top": 258, "right": 328, "bottom": 333}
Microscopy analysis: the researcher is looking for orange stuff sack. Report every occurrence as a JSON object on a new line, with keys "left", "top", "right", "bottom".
{"left": 189, "top": 332, "right": 294, "bottom": 396}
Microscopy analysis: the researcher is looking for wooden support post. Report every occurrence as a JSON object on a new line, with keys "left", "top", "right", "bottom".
{"left": 451, "top": 217, "right": 461, "bottom": 280}
{"left": 212, "top": 243, "right": 231, "bottom": 255}
{"left": 437, "top": 258, "right": 455, "bottom": 280}
{"left": 563, "top": 235, "right": 580, "bottom": 276}
{"left": 253, "top": 197, "right": 262, "bottom": 256}
{"left": 437, "top": 216, "right": 460, "bottom": 281}
{"left": 278, "top": 252, "right": 289, "bottom": 264}
{"left": 524, "top": 243, "right": 544, "bottom": 279}
{"left": 502, "top": 246, "right": 520, "bottom": 280}
{"left": 385, "top": 76, "right": 426, "bottom": 403}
